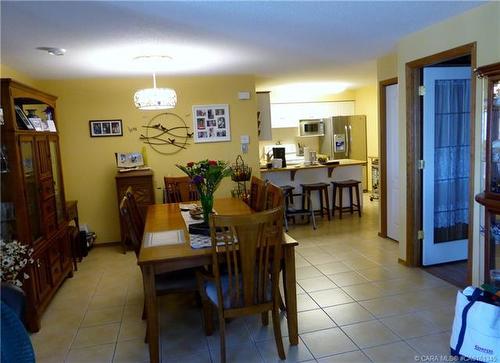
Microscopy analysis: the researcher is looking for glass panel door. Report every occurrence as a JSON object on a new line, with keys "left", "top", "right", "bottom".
{"left": 20, "top": 137, "right": 42, "bottom": 242}
{"left": 49, "top": 137, "right": 64, "bottom": 225}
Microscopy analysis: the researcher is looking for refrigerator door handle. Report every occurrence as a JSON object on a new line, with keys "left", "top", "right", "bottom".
{"left": 344, "top": 125, "right": 349, "bottom": 158}
{"left": 348, "top": 124, "right": 352, "bottom": 158}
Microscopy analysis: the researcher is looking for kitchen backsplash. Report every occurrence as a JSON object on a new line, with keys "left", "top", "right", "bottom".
{"left": 258, "top": 127, "right": 319, "bottom": 160}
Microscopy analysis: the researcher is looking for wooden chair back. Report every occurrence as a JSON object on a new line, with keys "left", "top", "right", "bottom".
{"left": 119, "top": 194, "right": 143, "bottom": 256}
{"left": 209, "top": 207, "right": 284, "bottom": 310}
{"left": 248, "top": 176, "right": 267, "bottom": 212}
{"left": 164, "top": 176, "right": 199, "bottom": 203}
{"left": 265, "top": 182, "right": 284, "bottom": 210}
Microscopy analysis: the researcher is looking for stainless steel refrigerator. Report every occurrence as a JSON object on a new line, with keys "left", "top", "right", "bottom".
{"left": 319, "top": 115, "right": 368, "bottom": 189}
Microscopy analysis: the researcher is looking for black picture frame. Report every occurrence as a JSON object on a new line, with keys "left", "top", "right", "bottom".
{"left": 14, "top": 105, "right": 34, "bottom": 130}
{"left": 89, "top": 119, "right": 123, "bottom": 137}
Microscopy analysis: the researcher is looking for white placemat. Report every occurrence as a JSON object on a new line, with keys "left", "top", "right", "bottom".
{"left": 180, "top": 209, "right": 213, "bottom": 249}
{"left": 143, "top": 230, "right": 184, "bottom": 248}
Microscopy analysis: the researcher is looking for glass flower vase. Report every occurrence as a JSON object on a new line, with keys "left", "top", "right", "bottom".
{"left": 200, "top": 193, "right": 214, "bottom": 225}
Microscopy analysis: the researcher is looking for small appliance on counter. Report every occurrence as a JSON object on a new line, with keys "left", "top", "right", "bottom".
{"left": 272, "top": 147, "right": 286, "bottom": 167}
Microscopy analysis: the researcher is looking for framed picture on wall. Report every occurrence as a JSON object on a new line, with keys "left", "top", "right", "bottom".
{"left": 89, "top": 119, "right": 123, "bottom": 137}
{"left": 192, "top": 104, "right": 230, "bottom": 143}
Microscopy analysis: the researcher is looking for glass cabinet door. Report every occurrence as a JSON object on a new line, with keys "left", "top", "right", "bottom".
{"left": 19, "top": 137, "right": 42, "bottom": 242}
{"left": 489, "top": 78, "right": 500, "bottom": 193}
{"left": 48, "top": 137, "right": 64, "bottom": 225}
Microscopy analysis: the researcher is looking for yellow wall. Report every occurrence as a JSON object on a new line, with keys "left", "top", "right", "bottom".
{"left": 1, "top": 64, "right": 40, "bottom": 88}
{"left": 377, "top": 53, "right": 398, "bottom": 82}
{"left": 35, "top": 75, "right": 259, "bottom": 243}
{"left": 388, "top": 2, "right": 500, "bottom": 284}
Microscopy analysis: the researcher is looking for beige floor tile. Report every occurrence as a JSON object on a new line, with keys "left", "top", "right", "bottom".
{"left": 359, "top": 295, "right": 416, "bottom": 318}
{"left": 206, "top": 318, "right": 252, "bottom": 349}
{"left": 163, "top": 350, "right": 212, "bottom": 363}
{"left": 327, "top": 271, "right": 369, "bottom": 287}
{"left": 380, "top": 312, "right": 442, "bottom": 339}
{"left": 256, "top": 337, "right": 314, "bottom": 362}
{"left": 323, "top": 302, "right": 374, "bottom": 326}
{"left": 298, "top": 309, "right": 336, "bottom": 333}
{"left": 65, "top": 343, "right": 115, "bottom": 363}
{"left": 72, "top": 323, "right": 120, "bottom": 348}
{"left": 341, "top": 320, "right": 400, "bottom": 348}
{"left": 363, "top": 341, "right": 419, "bottom": 363}
{"left": 303, "top": 253, "right": 338, "bottom": 265}
{"left": 209, "top": 342, "right": 264, "bottom": 363}
{"left": 317, "top": 350, "right": 371, "bottom": 363}
{"left": 415, "top": 306, "right": 455, "bottom": 331}
{"left": 315, "top": 262, "right": 352, "bottom": 275}
{"left": 88, "top": 291, "right": 127, "bottom": 310}
{"left": 245, "top": 313, "right": 289, "bottom": 342}
{"left": 113, "top": 338, "right": 149, "bottom": 363}
{"left": 296, "top": 266, "right": 323, "bottom": 279}
{"left": 309, "top": 288, "right": 354, "bottom": 307}
{"left": 341, "top": 283, "right": 385, "bottom": 301}
{"left": 118, "top": 320, "right": 147, "bottom": 341}
{"left": 356, "top": 266, "right": 400, "bottom": 282}
{"left": 406, "top": 331, "right": 452, "bottom": 356}
{"left": 298, "top": 276, "right": 337, "bottom": 292}
{"left": 296, "top": 293, "right": 320, "bottom": 312}
{"left": 300, "top": 327, "right": 358, "bottom": 359}
{"left": 81, "top": 306, "right": 124, "bottom": 327}
{"left": 341, "top": 257, "right": 380, "bottom": 271}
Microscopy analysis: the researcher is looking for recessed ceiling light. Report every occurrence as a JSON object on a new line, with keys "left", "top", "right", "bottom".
{"left": 36, "top": 47, "right": 66, "bottom": 56}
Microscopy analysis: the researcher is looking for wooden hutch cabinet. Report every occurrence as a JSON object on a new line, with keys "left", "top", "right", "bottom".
{"left": 474, "top": 62, "right": 500, "bottom": 284}
{"left": 1, "top": 79, "right": 72, "bottom": 332}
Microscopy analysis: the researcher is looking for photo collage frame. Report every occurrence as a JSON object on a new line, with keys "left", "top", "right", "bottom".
{"left": 192, "top": 104, "right": 230, "bottom": 143}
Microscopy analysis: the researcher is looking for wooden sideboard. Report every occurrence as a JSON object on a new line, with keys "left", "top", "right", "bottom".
{"left": 115, "top": 170, "right": 155, "bottom": 253}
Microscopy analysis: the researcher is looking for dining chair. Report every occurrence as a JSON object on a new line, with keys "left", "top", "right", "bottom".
{"left": 248, "top": 176, "right": 267, "bottom": 211}
{"left": 264, "top": 182, "right": 284, "bottom": 210}
{"left": 197, "top": 207, "right": 286, "bottom": 362}
{"left": 164, "top": 176, "right": 199, "bottom": 203}
{"left": 119, "top": 190, "right": 198, "bottom": 340}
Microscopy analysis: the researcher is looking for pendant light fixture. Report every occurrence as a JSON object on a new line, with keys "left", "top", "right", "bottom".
{"left": 134, "top": 72, "right": 177, "bottom": 110}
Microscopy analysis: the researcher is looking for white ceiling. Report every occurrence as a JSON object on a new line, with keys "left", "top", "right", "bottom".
{"left": 1, "top": 1, "right": 485, "bottom": 92}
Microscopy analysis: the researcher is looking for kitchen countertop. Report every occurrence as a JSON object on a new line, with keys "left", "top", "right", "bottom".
{"left": 260, "top": 159, "right": 366, "bottom": 181}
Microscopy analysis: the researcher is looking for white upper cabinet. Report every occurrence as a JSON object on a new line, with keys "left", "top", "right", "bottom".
{"left": 270, "top": 101, "right": 355, "bottom": 128}
{"left": 257, "top": 92, "right": 272, "bottom": 140}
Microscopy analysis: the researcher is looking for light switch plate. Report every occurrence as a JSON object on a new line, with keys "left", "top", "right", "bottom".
{"left": 240, "top": 135, "right": 249, "bottom": 143}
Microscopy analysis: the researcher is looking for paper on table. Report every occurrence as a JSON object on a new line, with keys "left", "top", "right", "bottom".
{"left": 144, "top": 229, "right": 185, "bottom": 248}
{"left": 179, "top": 203, "right": 198, "bottom": 211}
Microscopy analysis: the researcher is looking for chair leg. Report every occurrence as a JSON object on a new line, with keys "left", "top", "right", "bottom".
{"left": 271, "top": 305, "right": 286, "bottom": 360}
{"left": 355, "top": 184, "right": 362, "bottom": 217}
{"left": 201, "top": 301, "right": 214, "bottom": 336}
{"left": 261, "top": 312, "right": 269, "bottom": 326}
{"left": 218, "top": 312, "right": 227, "bottom": 363}
{"left": 319, "top": 190, "right": 324, "bottom": 218}
{"left": 332, "top": 184, "right": 337, "bottom": 218}
{"left": 349, "top": 186, "right": 354, "bottom": 215}
{"left": 324, "top": 187, "right": 331, "bottom": 221}
{"left": 339, "top": 187, "right": 343, "bottom": 219}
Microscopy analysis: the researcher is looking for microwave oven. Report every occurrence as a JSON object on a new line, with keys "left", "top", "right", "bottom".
{"left": 299, "top": 119, "right": 324, "bottom": 137}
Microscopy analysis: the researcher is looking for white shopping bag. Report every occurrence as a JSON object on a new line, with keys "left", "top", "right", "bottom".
{"left": 450, "top": 287, "right": 500, "bottom": 362}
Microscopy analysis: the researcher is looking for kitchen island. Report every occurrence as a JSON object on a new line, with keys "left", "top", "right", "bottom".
{"left": 260, "top": 159, "right": 367, "bottom": 211}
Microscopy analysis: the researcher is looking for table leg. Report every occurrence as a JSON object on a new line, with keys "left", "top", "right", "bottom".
{"left": 283, "top": 246, "right": 298, "bottom": 345}
{"left": 142, "top": 265, "right": 159, "bottom": 363}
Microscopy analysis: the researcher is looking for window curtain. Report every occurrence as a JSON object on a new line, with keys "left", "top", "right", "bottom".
{"left": 434, "top": 79, "right": 470, "bottom": 243}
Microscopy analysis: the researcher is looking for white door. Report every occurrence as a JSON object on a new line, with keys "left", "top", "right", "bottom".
{"left": 386, "top": 84, "right": 400, "bottom": 241}
{"left": 422, "top": 67, "right": 470, "bottom": 265}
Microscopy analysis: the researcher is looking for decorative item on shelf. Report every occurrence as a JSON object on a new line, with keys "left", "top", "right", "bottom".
{"left": 1, "top": 145, "right": 9, "bottom": 173}
{"left": 192, "top": 104, "right": 230, "bottom": 143}
{"left": 176, "top": 160, "right": 232, "bottom": 228}
{"left": 0, "top": 240, "right": 34, "bottom": 287}
{"left": 140, "top": 112, "right": 192, "bottom": 155}
{"left": 230, "top": 155, "right": 252, "bottom": 201}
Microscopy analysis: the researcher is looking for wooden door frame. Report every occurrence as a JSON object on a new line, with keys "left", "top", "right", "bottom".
{"left": 405, "top": 43, "right": 476, "bottom": 285}
{"left": 379, "top": 77, "right": 398, "bottom": 239}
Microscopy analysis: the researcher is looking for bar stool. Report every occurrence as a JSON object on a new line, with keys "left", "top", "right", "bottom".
{"left": 300, "top": 183, "right": 331, "bottom": 220}
{"left": 280, "top": 185, "right": 317, "bottom": 230}
{"left": 331, "top": 180, "right": 362, "bottom": 219}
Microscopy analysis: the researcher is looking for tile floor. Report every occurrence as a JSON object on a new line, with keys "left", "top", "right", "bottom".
{"left": 31, "top": 196, "right": 458, "bottom": 362}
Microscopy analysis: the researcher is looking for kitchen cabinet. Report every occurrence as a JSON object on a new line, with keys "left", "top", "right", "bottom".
{"left": 1, "top": 78, "right": 72, "bottom": 332}
{"left": 270, "top": 101, "right": 355, "bottom": 128}
{"left": 257, "top": 91, "right": 272, "bottom": 140}
{"left": 474, "top": 62, "right": 500, "bottom": 284}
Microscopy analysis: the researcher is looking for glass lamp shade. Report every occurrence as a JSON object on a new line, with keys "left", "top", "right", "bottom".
{"left": 134, "top": 87, "right": 177, "bottom": 110}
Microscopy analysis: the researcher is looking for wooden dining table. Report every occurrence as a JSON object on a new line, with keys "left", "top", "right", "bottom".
{"left": 137, "top": 197, "right": 299, "bottom": 363}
